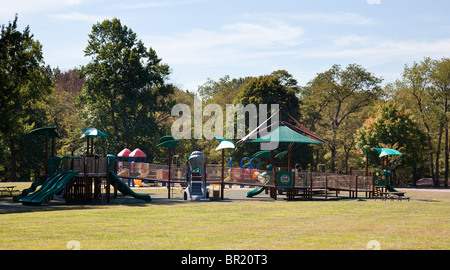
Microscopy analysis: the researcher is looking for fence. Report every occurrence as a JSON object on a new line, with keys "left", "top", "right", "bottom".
{"left": 108, "top": 161, "right": 375, "bottom": 199}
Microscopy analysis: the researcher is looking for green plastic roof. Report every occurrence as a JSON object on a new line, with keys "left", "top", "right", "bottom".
{"left": 27, "top": 127, "right": 61, "bottom": 138}
{"left": 374, "top": 147, "right": 403, "bottom": 157}
{"left": 252, "top": 150, "right": 277, "bottom": 159}
{"left": 80, "top": 128, "right": 109, "bottom": 139}
{"left": 157, "top": 135, "right": 180, "bottom": 150}
{"left": 248, "top": 125, "right": 324, "bottom": 144}
{"left": 214, "top": 136, "right": 235, "bottom": 151}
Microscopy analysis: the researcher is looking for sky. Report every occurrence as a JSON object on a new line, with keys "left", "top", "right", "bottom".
{"left": 1, "top": 0, "right": 450, "bottom": 91}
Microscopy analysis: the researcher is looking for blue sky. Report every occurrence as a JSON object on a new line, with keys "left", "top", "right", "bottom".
{"left": 1, "top": 0, "right": 449, "bottom": 91}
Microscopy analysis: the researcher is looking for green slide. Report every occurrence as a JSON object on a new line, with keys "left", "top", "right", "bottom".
{"left": 386, "top": 184, "right": 405, "bottom": 196}
{"left": 20, "top": 171, "right": 78, "bottom": 205}
{"left": 109, "top": 170, "right": 152, "bottom": 202}
{"left": 13, "top": 174, "right": 48, "bottom": 202}
{"left": 246, "top": 178, "right": 270, "bottom": 198}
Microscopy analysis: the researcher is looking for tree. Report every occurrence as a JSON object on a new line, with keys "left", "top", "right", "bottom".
{"left": 0, "top": 15, "right": 53, "bottom": 181}
{"left": 46, "top": 69, "right": 86, "bottom": 156}
{"left": 355, "top": 103, "right": 427, "bottom": 185}
{"left": 233, "top": 75, "right": 306, "bottom": 168}
{"left": 300, "top": 64, "right": 382, "bottom": 172}
{"left": 392, "top": 57, "right": 450, "bottom": 187}
{"left": 78, "top": 18, "right": 175, "bottom": 159}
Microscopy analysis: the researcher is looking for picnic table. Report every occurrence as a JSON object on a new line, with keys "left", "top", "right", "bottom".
{"left": 0, "top": 186, "right": 20, "bottom": 197}
{"left": 380, "top": 191, "right": 409, "bottom": 201}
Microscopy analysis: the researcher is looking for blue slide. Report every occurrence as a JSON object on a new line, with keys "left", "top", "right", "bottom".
{"left": 20, "top": 171, "right": 78, "bottom": 205}
{"left": 109, "top": 170, "right": 152, "bottom": 202}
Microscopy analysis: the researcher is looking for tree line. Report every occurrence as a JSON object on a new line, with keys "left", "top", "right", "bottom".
{"left": 1, "top": 15, "right": 449, "bottom": 187}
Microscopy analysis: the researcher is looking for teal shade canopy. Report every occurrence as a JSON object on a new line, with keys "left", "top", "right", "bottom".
{"left": 374, "top": 147, "right": 403, "bottom": 158}
{"left": 28, "top": 127, "right": 61, "bottom": 138}
{"left": 248, "top": 125, "right": 323, "bottom": 144}
{"left": 80, "top": 128, "right": 109, "bottom": 139}
{"left": 275, "top": 150, "right": 288, "bottom": 159}
{"left": 252, "top": 150, "right": 277, "bottom": 159}
{"left": 214, "top": 136, "right": 235, "bottom": 151}
{"left": 156, "top": 135, "right": 180, "bottom": 150}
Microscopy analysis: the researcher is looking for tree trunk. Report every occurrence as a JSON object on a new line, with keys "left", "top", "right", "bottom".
{"left": 435, "top": 129, "right": 443, "bottom": 187}
{"left": 329, "top": 145, "right": 336, "bottom": 173}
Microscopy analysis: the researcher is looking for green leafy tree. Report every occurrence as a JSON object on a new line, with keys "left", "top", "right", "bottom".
{"left": 391, "top": 57, "right": 450, "bottom": 187}
{"left": 233, "top": 75, "right": 306, "bottom": 168}
{"left": 0, "top": 15, "right": 53, "bottom": 181}
{"left": 78, "top": 18, "right": 175, "bottom": 159}
{"left": 300, "top": 64, "right": 382, "bottom": 172}
{"left": 355, "top": 103, "right": 427, "bottom": 185}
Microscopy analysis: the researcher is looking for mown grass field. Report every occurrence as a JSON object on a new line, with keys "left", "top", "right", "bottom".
{"left": 0, "top": 183, "right": 448, "bottom": 250}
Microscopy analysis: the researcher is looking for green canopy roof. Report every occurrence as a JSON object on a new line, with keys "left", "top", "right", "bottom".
{"left": 275, "top": 150, "right": 288, "bottom": 159}
{"left": 157, "top": 135, "right": 180, "bottom": 150}
{"left": 28, "top": 127, "right": 61, "bottom": 138}
{"left": 247, "top": 125, "right": 324, "bottom": 144}
{"left": 252, "top": 150, "right": 277, "bottom": 159}
{"left": 374, "top": 147, "right": 402, "bottom": 158}
{"left": 214, "top": 136, "right": 235, "bottom": 151}
{"left": 80, "top": 128, "right": 109, "bottom": 139}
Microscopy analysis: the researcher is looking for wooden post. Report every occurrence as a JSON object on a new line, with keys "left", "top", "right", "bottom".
{"left": 221, "top": 149, "right": 224, "bottom": 200}
{"left": 106, "top": 169, "right": 110, "bottom": 203}
{"left": 86, "top": 137, "right": 89, "bottom": 157}
{"left": 91, "top": 137, "right": 94, "bottom": 156}
{"left": 84, "top": 156, "right": 88, "bottom": 203}
{"left": 365, "top": 154, "right": 369, "bottom": 176}
{"left": 355, "top": 175, "right": 358, "bottom": 198}
{"left": 168, "top": 148, "right": 171, "bottom": 199}
{"left": 274, "top": 171, "right": 277, "bottom": 200}
{"left": 51, "top": 137, "right": 55, "bottom": 158}
{"left": 325, "top": 171, "right": 328, "bottom": 200}
{"left": 45, "top": 137, "right": 49, "bottom": 176}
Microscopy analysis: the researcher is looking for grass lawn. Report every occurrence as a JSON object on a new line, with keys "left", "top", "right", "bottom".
{"left": 0, "top": 183, "right": 449, "bottom": 250}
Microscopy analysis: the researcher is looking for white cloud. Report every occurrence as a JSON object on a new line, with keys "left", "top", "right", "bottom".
{"left": 299, "top": 12, "right": 376, "bottom": 25}
{"left": 123, "top": 0, "right": 207, "bottom": 9}
{"left": 367, "top": 0, "right": 381, "bottom": 4}
{"left": 0, "top": 0, "right": 81, "bottom": 18}
{"left": 243, "top": 12, "right": 377, "bottom": 26}
{"left": 299, "top": 36, "right": 450, "bottom": 65}
{"left": 148, "top": 21, "right": 304, "bottom": 67}
{"left": 52, "top": 12, "right": 111, "bottom": 23}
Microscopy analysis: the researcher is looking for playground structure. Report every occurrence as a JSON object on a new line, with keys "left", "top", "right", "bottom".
{"left": 13, "top": 107, "right": 407, "bottom": 205}
{"left": 13, "top": 127, "right": 151, "bottom": 205}
{"left": 184, "top": 151, "right": 209, "bottom": 201}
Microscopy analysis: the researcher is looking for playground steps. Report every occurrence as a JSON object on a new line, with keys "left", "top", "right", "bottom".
{"left": 191, "top": 182, "right": 203, "bottom": 195}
